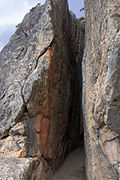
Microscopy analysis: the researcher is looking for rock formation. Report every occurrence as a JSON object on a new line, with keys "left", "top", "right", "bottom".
{"left": 0, "top": 0, "right": 85, "bottom": 179}
{"left": 85, "top": 0, "right": 120, "bottom": 179}
{"left": 0, "top": 0, "right": 119, "bottom": 179}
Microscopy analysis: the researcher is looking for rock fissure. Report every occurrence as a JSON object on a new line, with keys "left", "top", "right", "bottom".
{"left": 21, "top": 30, "right": 29, "bottom": 38}
{"left": 34, "top": 41, "right": 53, "bottom": 69}
{"left": 21, "top": 87, "right": 30, "bottom": 117}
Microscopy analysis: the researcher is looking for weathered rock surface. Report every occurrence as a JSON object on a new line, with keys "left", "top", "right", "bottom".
{"left": 0, "top": 157, "right": 36, "bottom": 180}
{"left": 0, "top": 0, "right": 84, "bottom": 179}
{"left": 85, "top": 0, "right": 120, "bottom": 179}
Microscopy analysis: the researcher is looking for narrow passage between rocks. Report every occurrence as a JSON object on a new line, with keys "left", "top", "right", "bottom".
{"left": 52, "top": 142, "right": 86, "bottom": 180}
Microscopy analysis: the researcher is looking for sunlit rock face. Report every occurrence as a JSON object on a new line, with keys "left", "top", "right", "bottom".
{"left": 0, "top": 0, "right": 85, "bottom": 179}
{"left": 85, "top": 0, "right": 120, "bottom": 179}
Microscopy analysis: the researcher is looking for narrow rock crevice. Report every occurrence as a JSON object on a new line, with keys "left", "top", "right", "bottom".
{"left": 34, "top": 41, "right": 53, "bottom": 69}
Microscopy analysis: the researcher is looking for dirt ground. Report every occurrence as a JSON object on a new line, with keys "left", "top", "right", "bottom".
{"left": 52, "top": 144, "right": 86, "bottom": 180}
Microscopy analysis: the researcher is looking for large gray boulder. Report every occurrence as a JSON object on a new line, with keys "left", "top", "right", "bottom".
{"left": 0, "top": 0, "right": 85, "bottom": 179}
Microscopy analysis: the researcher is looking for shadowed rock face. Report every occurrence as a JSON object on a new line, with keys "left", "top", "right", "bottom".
{"left": 85, "top": 0, "right": 120, "bottom": 179}
{"left": 0, "top": 0, "right": 85, "bottom": 179}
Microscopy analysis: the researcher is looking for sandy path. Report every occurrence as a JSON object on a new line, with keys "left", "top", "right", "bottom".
{"left": 52, "top": 145, "right": 86, "bottom": 180}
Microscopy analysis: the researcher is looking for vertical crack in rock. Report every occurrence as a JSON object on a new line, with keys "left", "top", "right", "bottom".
{"left": 21, "top": 87, "right": 29, "bottom": 115}
{"left": 34, "top": 41, "right": 53, "bottom": 69}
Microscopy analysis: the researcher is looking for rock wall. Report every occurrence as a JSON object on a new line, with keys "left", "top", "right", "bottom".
{"left": 0, "top": 0, "right": 85, "bottom": 179}
{"left": 85, "top": 0, "right": 120, "bottom": 179}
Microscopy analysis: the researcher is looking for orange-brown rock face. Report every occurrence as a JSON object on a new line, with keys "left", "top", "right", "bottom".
{"left": 0, "top": 0, "right": 85, "bottom": 179}
{"left": 34, "top": 0, "right": 85, "bottom": 166}
{"left": 85, "top": 0, "right": 120, "bottom": 179}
